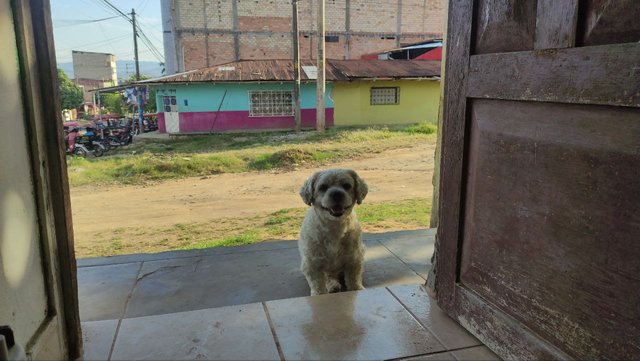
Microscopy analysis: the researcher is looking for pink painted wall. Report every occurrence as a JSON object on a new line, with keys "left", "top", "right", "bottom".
{"left": 176, "top": 109, "right": 334, "bottom": 133}
{"left": 157, "top": 112, "right": 166, "bottom": 133}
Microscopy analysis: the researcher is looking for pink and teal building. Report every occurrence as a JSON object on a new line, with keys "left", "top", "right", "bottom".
{"left": 146, "top": 60, "right": 338, "bottom": 134}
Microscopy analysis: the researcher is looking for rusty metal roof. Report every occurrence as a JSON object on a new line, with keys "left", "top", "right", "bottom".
{"left": 140, "top": 59, "right": 440, "bottom": 84}
{"left": 329, "top": 59, "right": 441, "bottom": 79}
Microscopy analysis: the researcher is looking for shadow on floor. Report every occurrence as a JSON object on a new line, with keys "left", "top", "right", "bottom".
{"left": 77, "top": 229, "right": 435, "bottom": 321}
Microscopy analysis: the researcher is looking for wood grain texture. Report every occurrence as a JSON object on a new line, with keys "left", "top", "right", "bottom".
{"left": 436, "top": 0, "right": 640, "bottom": 360}
{"left": 30, "top": 1, "right": 83, "bottom": 359}
{"left": 454, "top": 287, "right": 570, "bottom": 360}
{"left": 433, "top": 0, "right": 473, "bottom": 308}
{"left": 473, "top": 0, "right": 538, "bottom": 54}
{"left": 579, "top": 0, "right": 640, "bottom": 46}
{"left": 534, "top": 0, "right": 578, "bottom": 49}
{"left": 461, "top": 99, "right": 640, "bottom": 360}
{"left": 468, "top": 43, "right": 640, "bottom": 107}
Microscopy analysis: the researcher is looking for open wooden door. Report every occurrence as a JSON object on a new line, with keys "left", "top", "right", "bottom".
{"left": 433, "top": 1, "right": 640, "bottom": 359}
{"left": 0, "top": 1, "right": 81, "bottom": 359}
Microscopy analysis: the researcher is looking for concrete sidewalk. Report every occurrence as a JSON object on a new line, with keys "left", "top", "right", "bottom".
{"left": 77, "top": 229, "right": 436, "bottom": 322}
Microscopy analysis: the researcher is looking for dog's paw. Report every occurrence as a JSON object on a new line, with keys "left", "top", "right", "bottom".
{"left": 326, "top": 278, "right": 342, "bottom": 293}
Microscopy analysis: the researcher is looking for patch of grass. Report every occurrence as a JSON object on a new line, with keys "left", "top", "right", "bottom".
{"left": 75, "top": 198, "right": 431, "bottom": 258}
{"left": 248, "top": 148, "right": 316, "bottom": 170}
{"left": 403, "top": 123, "right": 437, "bottom": 135}
{"left": 358, "top": 198, "right": 431, "bottom": 231}
{"left": 186, "top": 231, "right": 262, "bottom": 249}
{"left": 67, "top": 124, "right": 437, "bottom": 186}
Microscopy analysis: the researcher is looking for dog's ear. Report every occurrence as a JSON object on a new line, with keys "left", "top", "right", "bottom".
{"left": 300, "top": 172, "right": 318, "bottom": 205}
{"left": 350, "top": 170, "right": 368, "bottom": 204}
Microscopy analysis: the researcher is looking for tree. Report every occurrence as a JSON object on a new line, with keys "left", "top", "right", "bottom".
{"left": 57, "top": 69, "right": 84, "bottom": 110}
{"left": 101, "top": 93, "right": 125, "bottom": 115}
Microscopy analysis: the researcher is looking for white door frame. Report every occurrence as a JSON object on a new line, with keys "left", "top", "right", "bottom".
{"left": 1, "top": 1, "right": 82, "bottom": 359}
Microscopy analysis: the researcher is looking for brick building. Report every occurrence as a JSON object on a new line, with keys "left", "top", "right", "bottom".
{"left": 161, "top": 0, "right": 444, "bottom": 73}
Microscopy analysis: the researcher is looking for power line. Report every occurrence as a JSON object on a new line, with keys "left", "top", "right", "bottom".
{"left": 138, "top": 0, "right": 151, "bottom": 13}
{"left": 54, "top": 15, "right": 120, "bottom": 27}
{"left": 134, "top": 23, "right": 164, "bottom": 62}
{"left": 98, "top": 0, "right": 131, "bottom": 22}
{"left": 94, "top": 0, "right": 163, "bottom": 63}
{"left": 137, "top": 18, "right": 164, "bottom": 45}
{"left": 87, "top": 0, "right": 121, "bottom": 18}
{"left": 55, "top": 33, "right": 131, "bottom": 53}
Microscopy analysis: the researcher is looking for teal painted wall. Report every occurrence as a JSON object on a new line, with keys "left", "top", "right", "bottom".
{"left": 155, "top": 82, "right": 334, "bottom": 113}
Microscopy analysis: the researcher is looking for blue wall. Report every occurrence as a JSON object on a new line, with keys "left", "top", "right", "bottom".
{"left": 155, "top": 82, "right": 334, "bottom": 113}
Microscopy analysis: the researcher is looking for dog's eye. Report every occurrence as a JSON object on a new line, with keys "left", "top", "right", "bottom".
{"left": 318, "top": 185, "right": 328, "bottom": 192}
{"left": 342, "top": 183, "right": 352, "bottom": 190}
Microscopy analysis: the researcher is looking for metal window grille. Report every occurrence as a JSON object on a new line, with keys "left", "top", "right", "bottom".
{"left": 162, "top": 96, "right": 177, "bottom": 112}
{"left": 370, "top": 87, "right": 399, "bottom": 105}
{"left": 325, "top": 35, "right": 340, "bottom": 43}
{"left": 249, "top": 90, "right": 294, "bottom": 116}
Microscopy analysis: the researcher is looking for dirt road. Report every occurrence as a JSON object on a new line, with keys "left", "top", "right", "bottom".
{"left": 70, "top": 143, "right": 435, "bottom": 244}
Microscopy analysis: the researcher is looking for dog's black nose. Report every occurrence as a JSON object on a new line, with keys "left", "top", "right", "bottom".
{"left": 330, "top": 190, "right": 345, "bottom": 202}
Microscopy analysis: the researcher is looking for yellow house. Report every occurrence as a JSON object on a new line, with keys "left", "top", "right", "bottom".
{"left": 329, "top": 60, "right": 441, "bottom": 126}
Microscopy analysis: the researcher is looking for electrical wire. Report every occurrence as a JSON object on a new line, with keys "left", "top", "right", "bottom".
{"left": 135, "top": 24, "right": 165, "bottom": 62}
{"left": 98, "top": 0, "right": 132, "bottom": 22}
{"left": 54, "top": 15, "right": 120, "bottom": 27}
{"left": 92, "top": 0, "right": 164, "bottom": 63}
{"left": 137, "top": 18, "right": 164, "bottom": 45}
{"left": 138, "top": 0, "right": 151, "bottom": 13}
{"left": 55, "top": 33, "right": 131, "bottom": 53}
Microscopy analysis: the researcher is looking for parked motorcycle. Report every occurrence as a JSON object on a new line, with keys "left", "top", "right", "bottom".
{"left": 75, "top": 128, "right": 104, "bottom": 157}
{"left": 64, "top": 127, "right": 91, "bottom": 157}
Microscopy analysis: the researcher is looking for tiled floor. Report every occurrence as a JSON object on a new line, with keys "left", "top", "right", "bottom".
{"left": 77, "top": 229, "right": 501, "bottom": 360}
{"left": 83, "top": 285, "right": 499, "bottom": 361}
{"left": 77, "top": 230, "right": 432, "bottom": 321}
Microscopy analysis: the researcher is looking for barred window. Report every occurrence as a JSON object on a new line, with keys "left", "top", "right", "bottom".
{"left": 325, "top": 35, "right": 340, "bottom": 43}
{"left": 370, "top": 87, "right": 399, "bottom": 105}
{"left": 162, "top": 96, "right": 177, "bottom": 112}
{"left": 249, "top": 91, "right": 294, "bottom": 117}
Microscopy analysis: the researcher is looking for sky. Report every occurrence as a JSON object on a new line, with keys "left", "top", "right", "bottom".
{"left": 51, "top": 0, "right": 164, "bottom": 64}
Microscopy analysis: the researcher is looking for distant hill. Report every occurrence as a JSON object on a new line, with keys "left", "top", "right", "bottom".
{"left": 57, "top": 60, "right": 165, "bottom": 83}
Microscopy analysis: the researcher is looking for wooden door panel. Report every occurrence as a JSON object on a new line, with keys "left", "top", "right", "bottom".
{"left": 434, "top": 0, "right": 640, "bottom": 359}
{"left": 534, "top": 0, "right": 578, "bottom": 49}
{"left": 473, "top": 0, "right": 538, "bottom": 54}
{"left": 461, "top": 99, "right": 640, "bottom": 360}
{"left": 468, "top": 43, "right": 640, "bottom": 107}
{"left": 580, "top": 0, "right": 640, "bottom": 46}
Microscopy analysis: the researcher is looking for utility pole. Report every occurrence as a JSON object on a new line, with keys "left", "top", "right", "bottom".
{"left": 316, "top": 0, "right": 325, "bottom": 132}
{"left": 292, "top": 0, "right": 301, "bottom": 132}
{"left": 132, "top": 8, "right": 143, "bottom": 133}
{"left": 132, "top": 9, "right": 140, "bottom": 80}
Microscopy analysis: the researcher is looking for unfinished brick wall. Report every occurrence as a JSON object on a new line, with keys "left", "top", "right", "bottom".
{"left": 206, "top": 34, "right": 236, "bottom": 66}
{"left": 181, "top": 33, "right": 208, "bottom": 69}
{"left": 239, "top": 33, "right": 293, "bottom": 60}
{"left": 170, "top": 0, "right": 444, "bottom": 70}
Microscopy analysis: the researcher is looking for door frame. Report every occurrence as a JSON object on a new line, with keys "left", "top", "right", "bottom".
{"left": 12, "top": 0, "right": 82, "bottom": 358}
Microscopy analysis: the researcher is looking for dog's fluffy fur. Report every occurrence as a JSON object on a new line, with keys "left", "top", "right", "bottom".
{"left": 298, "top": 169, "right": 368, "bottom": 295}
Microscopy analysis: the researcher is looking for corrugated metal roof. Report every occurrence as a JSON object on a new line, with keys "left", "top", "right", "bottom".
{"left": 330, "top": 59, "right": 441, "bottom": 79}
{"left": 140, "top": 59, "right": 440, "bottom": 84}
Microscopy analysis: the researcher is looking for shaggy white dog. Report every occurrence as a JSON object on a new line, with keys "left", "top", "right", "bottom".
{"left": 298, "top": 169, "right": 368, "bottom": 295}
